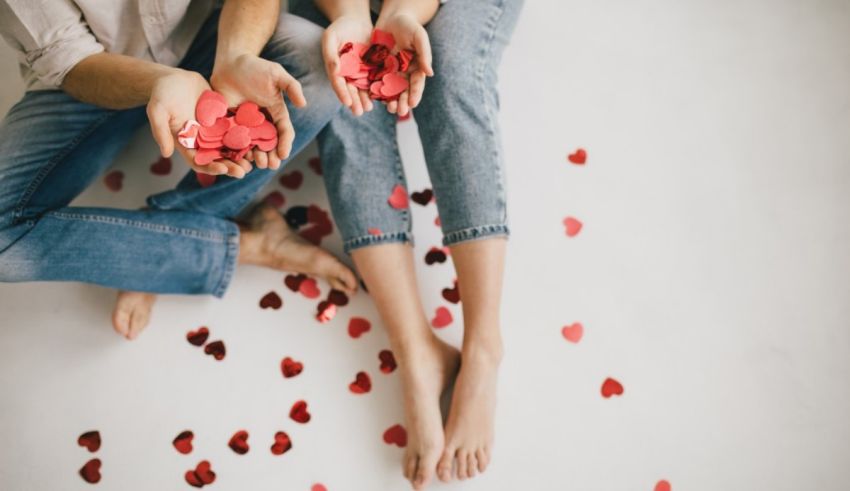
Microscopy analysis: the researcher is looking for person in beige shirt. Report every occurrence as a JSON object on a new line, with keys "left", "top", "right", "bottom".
{"left": 0, "top": 0, "right": 358, "bottom": 338}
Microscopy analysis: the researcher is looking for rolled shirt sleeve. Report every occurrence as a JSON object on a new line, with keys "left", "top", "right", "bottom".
{"left": 0, "top": 0, "right": 105, "bottom": 89}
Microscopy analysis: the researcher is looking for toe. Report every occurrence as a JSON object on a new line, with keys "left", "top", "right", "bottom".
{"left": 456, "top": 450, "right": 468, "bottom": 480}
{"left": 127, "top": 308, "right": 149, "bottom": 340}
{"left": 112, "top": 298, "right": 131, "bottom": 338}
{"left": 325, "top": 260, "right": 357, "bottom": 294}
{"left": 466, "top": 452, "right": 478, "bottom": 478}
{"left": 476, "top": 448, "right": 489, "bottom": 472}
{"left": 403, "top": 453, "right": 417, "bottom": 482}
{"left": 436, "top": 448, "right": 454, "bottom": 482}
{"left": 413, "top": 449, "right": 439, "bottom": 489}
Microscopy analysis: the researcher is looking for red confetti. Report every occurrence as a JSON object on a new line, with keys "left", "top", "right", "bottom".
{"left": 338, "top": 29, "right": 413, "bottom": 103}
{"left": 228, "top": 430, "right": 250, "bottom": 455}
{"left": 299, "top": 278, "right": 320, "bottom": 299}
{"left": 312, "top": 485, "right": 327, "bottom": 491}
{"left": 259, "top": 291, "right": 282, "bottom": 310}
{"left": 150, "top": 156, "right": 172, "bottom": 175}
{"left": 263, "top": 190, "right": 285, "bottom": 208}
{"left": 601, "top": 377, "right": 624, "bottom": 398}
{"left": 367, "top": 228, "right": 382, "bottom": 235}
{"left": 79, "top": 458, "right": 101, "bottom": 484}
{"left": 77, "top": 431, "right": 101, "bottom": 452}
{"left": 278, "top": 170, "right": 303, "bottom": 190}
{"left": 425, "top": 247, "right": 448, "bottom": 265}
{"left": 270, "top": 431, "right": 292, "bottom": 455}
{"left": 387, "top": 184, "right": 409, "bottom": 209}
{"left": 290, "top": 400, "right": 311, "bottom": 424}
{"left": 431, "top": 307, "right": 453, "bottom": 328}
{"left": 563, "top": 217, "right": 583, "bottom": 237}
{"left": 103, "top": 170, "right": 123, "bottom": 192}
{"left": 281, "top": 357, "right": 304, "bottom": 378}
{"left": 186, "top": 327, "right": 209, "bottom": 347}
{"left": 655, "top": 480, "right": 672, "bottom": 491}
{"left": 378, "top": 349, "right": 397, "bottom": 374}
{"left": 410, "top": 188, "right": 434, "bottom": 206}
{"left": 316, "top": 301, "right": 337, "bottom": 323}
{"left": 441, "top": 280, "right": 460, "bottom": 304}
{"left": 382, "top": 424, "right": 407, "bottom": 447}
{"left": 348, "top": 317, "right": 371, "bottom": 338}
{"left": 349, "top": 371, "right": 372, "bottom": 394}
{"left": 561, "top": 322, "right": 584, "bottom": 343}
{"left": 308, "top": 157, "right": 323, "bottom": 175}
{"left": 173, "top": 430, "right": 194, "bottom": 454}
{"left": 284, "top": 273, "right": 306, "bottom": 292}
{"left": 185, "top": 460, "right": 216, "bottom": 488}
{"left": 204, "top": 340, "right": 226, "bottom": 361}
{"left": 327, "top": 289, "right": 349, "bottom": 306}
{"left": 568, "top": 148, "right": 587, "bottom": 165}
{"left": 195, "top": 172, "right": 216, "bottom": 188}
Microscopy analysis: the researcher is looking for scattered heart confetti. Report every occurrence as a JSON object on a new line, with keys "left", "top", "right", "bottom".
{"left": 424, "top": 247, "right": 448, "bottom": 265}
{"left": 349, "top": 371, "right": 372, "bottom": 394}
{"left": 312, "top": 485, "right": 327, "bottom": 491}
{"left": 411, "top": 188, "right": 434, "bottom": 206}
{"left": 561, "top": 322, "right": 584, "bottom": 343}
{"left": 281, "top": 357, "right": 304, "bottom": 378}
{"left": 655, "top": 480, "right": 672, "bottom": 491}
{"left": 270, "top": 431, "right": 292, "bottom": 456}
{"left": 185, "top": 460, "right": 216, "bottom": 488}
{"left": 382, "top": 424, "right": 407, "bottom": 447}
{"left": 103, "top": 170, "right": 123, "bottom": 192}
{"left": 79, "top": 458, "right": 101, "bottom": 484}
{"left": 299, "top": 278, "right": 320, "bottom": 299}
{"left": 279, "top": 171, "right": 303, "bottom": 190}
{"left": 431, "top": 307, "right": 453, "bottom": 328}
{"left": 338, "top": 30, "right": 414, "bottom": 102}
{"left": 563, "top": 217, "right": 583, "bottom": 237}
{"left": 173, "top": 430, "right": 194, "bottom": 455}
{"left": 434, "top": 216, "right": 441, "bottom": 227}
{"left": 284, "top": 273, "right": 306, "bottom": 292}
{"left": 186, "top": 327, "right": 209, "bottom": 347}
{"left": 263, "top": 191, "right": 285, "bottom": 209}
{"left": 378, "top": 349, "right": 397, "bottom": 374}
{"left": 204, "top": 340, "right": 226, "bottom": 361}
{"left": 441, "top": 280, "right": 461, "bottom": 304}
{"left": 601, "top": 377, "right": 624, "bottom": 398}
{"left": 568, "top": 148, "right": 587, "bottom": 165}
{"left": 228, "top": 430, "right": 250, "bottom": 455}
{"left": 298, "top": 205, "right": 334, "bottom": 246}
{"left": 327, "top": 289, "right": 349, "bottom": 307}
{"left": 308, "top": 157, "right": 323, "bottom": 175}
{"left": 387, "top": 184, "right": 409, "bottom": 210}
{"left": 77, "top": 430, "right": 101, "bottom": 452}
{"left": 290, "top": 400, "right": 311, "bottom": 424}
{"left": 348, "top": 317, "right": 371, "bottom": 338}
{"left": 316, "top": 301, "right": 337, "bottom": 323}
{"left": 259, "top": 291, "right": 282, "bottom": 310}
{"left": 150, "top": 156, "right": 172, "bottom": 176}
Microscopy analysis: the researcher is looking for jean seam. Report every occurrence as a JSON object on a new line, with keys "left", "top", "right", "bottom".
{"left": 212, "top": 232, "right": 240, "bottom": 297}
{"left": 47, "top": 211, "right": 231, "bottom": 242}
{"left": 443, "top": 224, "right": 509, "bottom": 246}
{"left": 343, "top": 231, "right": 413, "bottom": 254}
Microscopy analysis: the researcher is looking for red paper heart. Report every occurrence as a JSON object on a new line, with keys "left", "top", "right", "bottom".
{"left": 186, "top": 327, "right": 209, "bottom": 347}
{"left": 290, "top": 400, "right": 311, "bottom": 424}
{"left": 380, "top": 72, "right": 409, "bottom": 98}
{"left": 284, "top": 273, "right": 305, "bottom": 292}
{"left": 204, "top": 340, "right": 226, "bottom": 361}
{"left": 316, "top": 301, "right": 337, "bottom": 323}
{"left": 561, "top": 322, "right": 584, "bottom": 343}
{"left": 103, "top": 170, "right": 123, "bottom": 192}
{"left": 77, "top": 430, "right": 101, "bottom": 452}
{"left": 348, "top": 317, "right": 371, "bottom": 338}
{"left": 173, "top": 430, "right": 194, "bottom": 455}
{"left": 382, "top": 424, "right": 407, "bottom": 447}
{"left": 431, "top": 307, "right": 453, "bottom": 328}
{"left": 311, "top": 485, "right": 327, "bottom": 491}
{"left": 601, "top": 377, "right": 624, "bottom": 398}
{"left": 441, "top": 280, "right": 461, "bottom": 304}
{"left": 196, "top": 90, "right": 228, "bottom": 127}
{"left": 281, "top": 357, "right": 303, "bottom": 378}
{"left": 278, "top": 170, "right": 303, "bottom": 190}
{"left": 349, "top": 371, "right": 372, "bottom": 394}
{"left": 270, "top": 431, "right": 292, "bottom": 455}
{"left": 150, "top": 156, "right": 172, "bottom": 176}
{"left": 299, "top": 278, "right": 320, "bottom": 299}
{"left": 424, "top": 247, "right": 448, "bottom": 265}
{"left": 308, "top": 157, "right": 323, "bottom": 175}
{"left": 263, "top": 191, "right": 285, "bottom": 209}
{"left": 222, "top": 125, "right": 251, "bottom": 149}
{"left": 194, "top": 148, "right": 222, "bottom": 166}
{"left": 199, "top": 117, "right": 232, "bottom": 139}
{"left": 655, "top": 480, "right": 672, "bottom": 491}
{"left": 259, "top": 291, "right": 282, "bottom": 310}
{"left": 387, "top": 184, "right": 409, "bottom": 210}
{"left": 563, "top": 217, "right": 583, "bottom": 237}
{"left": 235, "top": 101, "right": 266, "bottom": 127}
{"left": 410, "top": 188, "right": 434, "bottom": 206}
{"left": 185, "top": 460, "right": 216, "bottom": 488}
{"left": 79, "top": 458, "right": 101, "bottom": 484}
{"left": 327, "top": 289, "right": 349, "bottom": 306}
{"left": 378, "top": 349, "right": 397, "bottom": 374}
{"left": 228, "top": 430, "right": 250, "bottom": 455}
{"left": 568, "top": 148, "right": 587, "bottom": 165}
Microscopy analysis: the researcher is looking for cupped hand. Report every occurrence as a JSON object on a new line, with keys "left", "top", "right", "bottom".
{"left": 375, "top": 12, "right": 433, "bottom": 117}
{"left": 322, "top": 14, "right": 375, "bottom": 116}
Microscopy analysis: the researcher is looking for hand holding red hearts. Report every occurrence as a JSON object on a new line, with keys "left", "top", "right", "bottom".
{"left": 321, "top": 14, "right": 376, "bottom": 116}
{"left": 373, "top": 11, "right": 433, "bottom": 116}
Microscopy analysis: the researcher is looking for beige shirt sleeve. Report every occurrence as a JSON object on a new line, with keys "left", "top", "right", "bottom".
{"left": 0, "top": 0, "right": 105, "bottom": 89}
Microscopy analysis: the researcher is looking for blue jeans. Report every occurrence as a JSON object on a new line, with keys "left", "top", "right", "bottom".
{"left": 0, "top": 11, "right": 340, "bottom": 296}
{"left": 290, "top": 0, "right": 523, "bottom": 253}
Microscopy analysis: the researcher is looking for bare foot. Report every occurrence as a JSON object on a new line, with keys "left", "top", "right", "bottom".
{"left": 398, "top": 335, "right": 460, "bottom": 490}
{"left": 240, "top": 204, "right": 358, "bottom": 293}
{"left": 437, "top": 345, "right": 502, "bottom": 481}
{"left": 112, "top": 291, "right": 157, "bottom": 340}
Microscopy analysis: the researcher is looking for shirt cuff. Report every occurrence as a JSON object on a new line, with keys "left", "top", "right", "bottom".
{"left": 28, "top": 32, "right": 104, "bottom": 88}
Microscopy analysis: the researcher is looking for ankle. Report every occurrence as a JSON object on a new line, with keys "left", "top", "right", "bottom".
{"left": 461, "top": 337, "right": 503, "bottom": 365}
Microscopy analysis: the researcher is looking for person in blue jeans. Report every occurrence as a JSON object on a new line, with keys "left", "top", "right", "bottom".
{"left": 291, "top": 0, "right": 523, "bottom": 488}
{"left": 0, "top": 0, "right": 358, "bottom": 338}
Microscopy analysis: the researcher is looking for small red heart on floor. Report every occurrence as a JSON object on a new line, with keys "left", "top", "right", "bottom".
{"left": 601, "top": 377, "right": 624, "bottom": 398}
{"left": 441, "top": 280, "right": 460, "bottom": 304}
{"left": 263, "top": 191, "right": 285, "bottom": 209}
{"left": 424, "top": 247, "right": 448, "bottom": 265}
{"left": 309, "top": 157, "right": 323, "bottom": 175}
{"left": 316, "top": 301, "right": 337, "bottom": 323}
{"left": 103, "top": 170, "right": 123, "bottom": 192}
{"left": 311, "top": 485, "right": 327, "bottom": 491}
{"left": 185, "top": 460, "right": 216, "bottom": 488}
{"left": 228, "top": 430, "right": 250, "bottom": 455}
{"left": 259, "top": 291, "right": 282, "bottom": 310}
{"left": 79, "top": 458, "right": 101, "bottom": 484}
{"left": 378, "top": 349, "right": 397, "bottom": 374}
{"left": 327, "top": 289, "right": 349, "bottom": 306}
{"left": 150, "top": 156, "right": 172, "bottom": 175}
{"left": 387, "top": 184, "right": 409, "bottom": 210}
{"left": 434, "top": 216, "right": 441, "bottom": 227}
{"left": 284, "top": 273, "right": 305, "bottom": 292}
{"left": 431, "top": 307, "right": 453, "bottom": 328}
{"left": 279, "top": 171, "right": 303, "bottom": 190}
{"left": 567, "top": 148, "right": 587, "bottom": 165}
{"left": 563, "top": 217, "right": 583, "bottom": 237}
{"left": 204, "top": 340, "right": 226, "bottom": 361}
{"left": 270, "top": 431, "right": 292, "bottom": 455}
{"left": 299, "top": 278, "right": 320, "bottom": 299}
{"left": 196, "top": 172, "right": 216, "bottom": 188}
{"left": 290, "top": 400, "right": 311, "bottom": 424}
{"left": 186, "top": 327, "right": 209, "bottom": 347}
{"left": 561, "top": 322, "right": 584, "bottom": 343}
{"left": 382, "top": 424, "right": 407, "bottom": 447}
{"left": 173, "top": 430, "right": 194, "bottom": 454}
{"left": 349, "top": 371, "right": 372, "bottom": 394}
{"left": 655, "top": 480, "right": 671, "bottom": 491}
{"left": 410, "top": 188, "right": 434, "bottom": 206}
{"left": 77, "top": 430, "right": 101, "bottom": 452}
{"left": 348, "top": 317, "right": 371, "bottom": 338}
{"left": 281, "top": 357, "right": 304, "bottom": 378}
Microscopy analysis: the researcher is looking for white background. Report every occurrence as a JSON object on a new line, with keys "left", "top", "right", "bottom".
{"left": 1, "top": 0, "right": 849, "bottom": 490}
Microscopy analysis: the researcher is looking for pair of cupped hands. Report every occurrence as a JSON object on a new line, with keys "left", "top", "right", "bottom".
{"left": 146, "top": 11, "right": 432, "bottom": 179}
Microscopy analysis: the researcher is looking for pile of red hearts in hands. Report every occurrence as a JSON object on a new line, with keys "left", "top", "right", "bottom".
{"left": 338, "top": 29, "right": 413, "bottom": 102}
{"left": 178, "top": 90, "right": 278, "bottom": 166}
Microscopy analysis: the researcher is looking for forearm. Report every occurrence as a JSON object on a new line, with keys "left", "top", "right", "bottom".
{"left": 215, "top": 0, "right": 280, "bottom": 66}
{"left": 378, "top": 0, "right": 439, "bottom": 25}
{"left": 314, "top": 0, "right": 370, "bottom": 21}
{"left": 61, "top": 53, "right": 180, "bottom": 109}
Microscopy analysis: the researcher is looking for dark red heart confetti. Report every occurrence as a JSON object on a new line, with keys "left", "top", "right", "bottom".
{"left": 228, "top": 430, "right": 250, "bottom": 455}
{"left": 378, "top": 349, "right": 397, "bottom": 374}
{"left": 263, "top": 190, "right": 285, "bottom": 209}
{"left": 270, "top": 431, "right": 292, "bottom": 456}
{"left": 424, "top": 247, "right": 448, "bottom": 265}
{"left": 185, "top": 460, "right": 216, "bottom": 488}
{"left": 327, "top": 289, "right": 349, "bottom": 307}
{"left": 290, "top": 400, "right": 311, "bottom": 424}
{"left": 281, "top": 357, "right": 304, "bottom": 378}
{"left": 298, "top": 205, "right": 334, "bottom": 246}
{"left": 279, "top": 170, "right": 303, "bottom": 190}
{"left": 308, "top": 157, "right": 322, "bottom": 175}
{"left": 601, "top": 377, "right": 624, "bottom": 398}
{"left": 348, "top": 317, "right": 371, "bottom": 338}
{"left": 284, "top": 273, "right": 306, "bottom": 292}
{"left": 77, "top": 430, "right": 101, "bottom": 452}
{"left": 259, "top": 291, "right": 282, "bottom": 310}
{"left": 79, "top": 458, "right": 101, "bottom": 484}
{"left": 103, "top": 170, "right": 123, "bottom": 192}
{"left": 568, "top": 148, "right": 587, "bottom": 165}
{"left": 431, "top": 307, "right": 453, "bottom": 329}
{"left": 387, "top": 184, "right": 409, "bottom": 210}
{"left": 316, "top": 301, "right": 337, "bottom": 323}
{"left": 204, "top": 340, "right": 226, "bottom": 361}
{"left": 186, "top": 327, "right": 209, "bottom": 347}
{"left": 338, "top": 30, "right": 413, "bottom": 102}
{"left": 349, "top": 371, "right": 372, "bottom": 394}
{"left": 382, "top": 424, "right": 407, "bottom": 447}
{"left": 441, "top": 280, "right": 461, "bottom": 304}
{"left": 410, "top": 188, "right": 434, "bottom": 206}
{"left": 150, "top": 156, "right": 172, "bottom": 175}
{"left": 173, "top": 430, "right": 194, "bottom": 455}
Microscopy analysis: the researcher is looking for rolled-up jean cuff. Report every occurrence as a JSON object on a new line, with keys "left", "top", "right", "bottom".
{"left": 442, "top": 224, "right": 510, "bottom": 247}
{"left": 343, "top": 231, "right": 414, "bottom": 255}
{"left": 211, "top": 227, "right": 240, "bottom": 298}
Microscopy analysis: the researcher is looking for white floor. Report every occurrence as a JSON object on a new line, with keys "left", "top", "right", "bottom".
{"left": 1, "top": 1, "right": 850, "bottom": 490}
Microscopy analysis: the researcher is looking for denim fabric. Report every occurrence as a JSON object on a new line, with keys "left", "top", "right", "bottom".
{"left": 290, "top": 0, "right": 523, "bottom": 253}
{"left": 0, "top": 10, "right": 340, "bottom": 296}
